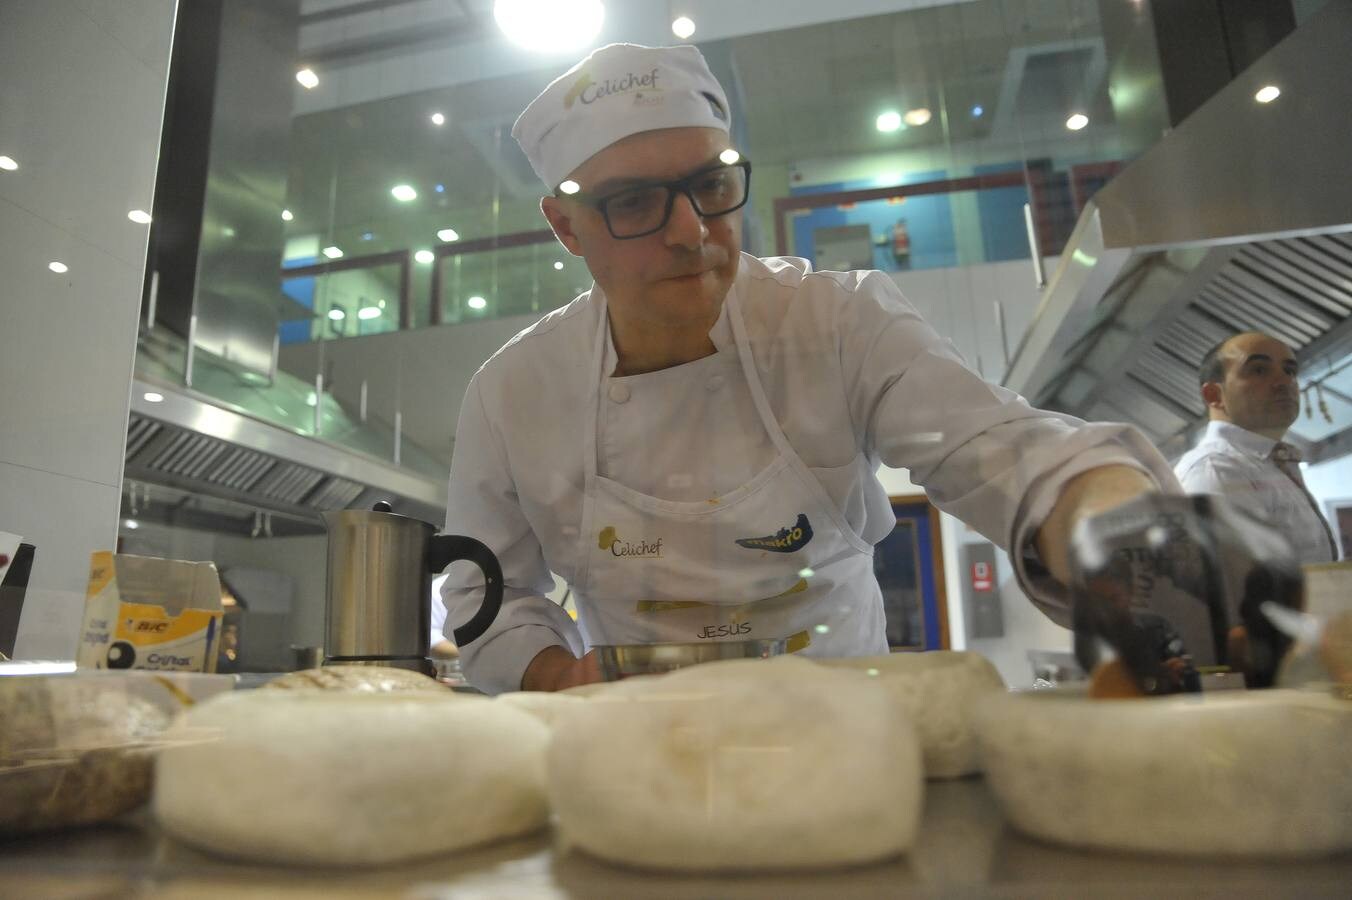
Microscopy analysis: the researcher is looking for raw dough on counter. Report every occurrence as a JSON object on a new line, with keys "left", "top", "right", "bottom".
{"left": 262, "top": 665, "right": 447, "bottom": 692}
{"left": 1, "top": 675, "right": 170, "bottom": 835}
{"left": 974, "top": 688, "right": 1352, "bottom": 858}
{"left": 495, "top": 690, "right": 585, "bottom": 727}
{"left": 548, "top": 655, "right": 923, "bottom": 872}
{"left": 154, "top": 690, "right": 550, "bottom": 866}
{"left": 815, "top": 651, "right": 1006, "bottom": 778}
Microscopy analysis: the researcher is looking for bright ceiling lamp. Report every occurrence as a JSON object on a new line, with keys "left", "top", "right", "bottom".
{"left": 671, "top": 16, "right": 695, "bottom": 40}
{"left": 127, "top": 209, "right": 152, "bottom": 224}
{"left": 357, "top": 306, "right": 381, "bottom": 320}
{"left": 494, "top": 0, "right": 604, "bottom": 52}
{"left": 430, "top": 112, "right": 446, "bottom": 125}
{"left": 328, "top": 308, "right": 345, "bottom": 320}
{"left": 322, "top": 246, "right": 343, "bottom": 259}
{"left": 296, "top": 68, "right": 319, "bottom": 89}
{"left": 391, "top": 184, "right": 417, "bottom": 202}
{"left": 281, "top": 209, "right": 293, "bottom": 221}
{"left": 876, "top": 111, "right": 903, "bottom": 133}
{"left": 0, "top": 155, "right": 18, "bottom": 170}
{"left": 467, "top": 295, "right": 487, "bottom": 310}
{"left": 437, "top": 228, "right": 460, "bottom": 242}
{"left": 48, "top": 261, "right": 68, "bottom": 273}
{"left": 1254, "top": 85, "right": 1280, "bottom": 103}
{"left": 903, "top": 108, "right": 931, "bottom": 126}
{"left": 1065, "top": 113, "right": 1089, "bottom": 131}
{"left": 414, "top": 249, "right": 435, "bottom": 264}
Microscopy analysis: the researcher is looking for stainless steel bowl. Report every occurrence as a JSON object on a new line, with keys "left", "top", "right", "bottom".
{"left": 593, "top": 638, "right": 789, "bottom": 681}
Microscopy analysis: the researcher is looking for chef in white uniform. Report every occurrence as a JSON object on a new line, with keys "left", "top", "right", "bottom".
{"left": 440, "top": 43, "right": 1178, "bottom": 694}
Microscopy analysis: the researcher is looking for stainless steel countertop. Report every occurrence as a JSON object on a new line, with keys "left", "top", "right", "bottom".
{"left": 2, "top": 779, "right": 1349, "bottom": 898}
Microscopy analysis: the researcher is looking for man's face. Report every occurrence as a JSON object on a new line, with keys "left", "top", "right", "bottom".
{"left": 1207, "top": 333, "right": 1301, "bottom": 435}
{"left": 541, "top": 127, "right": 743, "bottom": 332}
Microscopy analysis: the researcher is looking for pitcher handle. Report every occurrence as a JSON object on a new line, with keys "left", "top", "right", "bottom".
{"left": 428, "top": 535, "right": 504, "bottom": 646}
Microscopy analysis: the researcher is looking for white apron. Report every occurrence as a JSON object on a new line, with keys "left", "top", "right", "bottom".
{"left": 571, "top": 285, "right": 888, "bottom": 657}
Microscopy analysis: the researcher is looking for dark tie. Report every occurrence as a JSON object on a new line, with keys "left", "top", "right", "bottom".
{"left": 1269, "top": 442, "right": 1339, "bottom": 560}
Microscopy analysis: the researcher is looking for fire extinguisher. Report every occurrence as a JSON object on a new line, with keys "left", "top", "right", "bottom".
{"left": 892, "top": 219, "right": 911, "bottom": 268}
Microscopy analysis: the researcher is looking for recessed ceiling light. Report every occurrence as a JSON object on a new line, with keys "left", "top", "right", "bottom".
{"left": 719, "top": 148, "right": 741, "bottom": 165}
{"left": 48, "top": 261, "right": 68, "bottom": 273}
{"left": 357, "top": 306, "right": 381, "bottom": 320}
{"left": 903, "top": 108, "right": 932, "bottom": 126}
{"left": 971, "top": 105, "right": 984, "bottom": 117}
{"left": 437, "top": 228, "right": 460, "bottom": 242}
{"left": 671, "top": 16, "right": 695, "bottom": 39}
{"left": 467, "top": 295, "right": 487, "bottom": 310}
{"left": 0, "top": 155, "right": 18, "bottom": 171}
{"left": 391, "top": 184, "right": 417, "bottom": 202}
{"left": 296, "top": 68, "right": 319, "bottom": 89}
{"left": 494, "top": 0, "right": 604, "bottom": 51}
{"left": 328, "top": 308, "right": 345, "bottom": 320}
{"left": 430, "top": 112, "right": 446, "bottom": 126}
{"left": 123, "top": 519, "right": 139, "bottom": 530}
{"left": 1065, "top": 113, "right": 1089, "bottom": 131}
{"left": 127, "top": 209, "right": 152, "bottom": 224}
{"left": 415, "top": 249, "right": 435, "bottom": 264}
{"left": 143, "top": 391, "right": 164, "bottom": 403}
{"left": 1255, "top": 85, "right": 1281, "bottom": 103}
{"left": 558, "top": 180, "right": 580, "bottom": 195}
{"left": 876, "top": 111, "right": 903, "bottom": 133}
{"left": 281, "top": 209, "right": 293, "bottom": 222}
{"left": 322, "top": 246, "right": 343, "bottom": 259}
{"left": 553, "top": 260, "right": 564, "bottom": 270}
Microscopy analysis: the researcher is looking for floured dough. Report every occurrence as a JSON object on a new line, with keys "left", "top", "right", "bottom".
{"left": 154, "top": 690, "right": 550, "bottom": 866}
{"left": 816, "top": 651, "right": 1005, "bottom": 778}
{"left": 494, "top": 690, "right": 585, "bottom": 727}
{"left": 548, "top": 656, "right": 923, "bottom": 871}
{"left": 975, "top": 688, "right": 1352, "bottom": 857}
{"left": 263, "top": 665, "right": 446, "bottom": 693}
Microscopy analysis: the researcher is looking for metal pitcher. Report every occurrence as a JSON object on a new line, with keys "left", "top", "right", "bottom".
{"left": 321, "top": 501, "right": 503, "bottom": 675}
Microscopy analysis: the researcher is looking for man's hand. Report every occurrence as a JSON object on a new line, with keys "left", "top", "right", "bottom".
{"left": 1035, "top": 465, "right": 1157, "bottom": 587}
{"left": 521, "top": 645, "right": 602, "bottom": 692}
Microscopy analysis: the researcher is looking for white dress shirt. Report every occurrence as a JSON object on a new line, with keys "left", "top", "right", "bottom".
{"left": 1174, "top": 420, "right": 1338, "bottom": 565}
{"left": 441, "top": 254, "right": 1177, "bottom": 693}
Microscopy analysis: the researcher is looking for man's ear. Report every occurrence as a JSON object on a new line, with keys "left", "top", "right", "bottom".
{"left": 1201, "top": 381, "right": 1225, "bottom": 412}
{"left": 541, "top": 197, "right": 584, "bottom": 257}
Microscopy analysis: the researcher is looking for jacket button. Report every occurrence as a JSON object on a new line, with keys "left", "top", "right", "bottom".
{"left": 608, "top": 383, "right": 631, "bottom": 403}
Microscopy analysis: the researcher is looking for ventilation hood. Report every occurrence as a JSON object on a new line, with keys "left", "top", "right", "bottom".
{"left": 1003, "top": 2, "right": 1352, "bottom": 463}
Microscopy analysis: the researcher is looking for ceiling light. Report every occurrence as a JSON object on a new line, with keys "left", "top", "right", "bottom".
{"left": 296, "top": 68, "right": 319, "bottom": 89}
{"left": 1255, "top": 85, "right": 1281, "bottom": 103}
{"left": 143, "top": 391, "right": 164, "bottom": 403}
{"left": 281, "top": 209, "right": 293, "bottom": 222}
{"left": 377, "top": 299, "right": 386, "bottom": 309}
{"left": 467, "top": 295, "right": 487, "bottom": 310}
{"left": 435, "top": 183, "right": 445, "bottom": 193}
{"left": 1065, "top": 113, "right": 1089, "bottom": 131}
{"left": 903, "top": 108, "right": 932, "bottom": 126}
{"left": 719, "top": 148, "right": 741, "bottom": 165}
{"left": 0, "top": 155, "right": 17, "bottom": 171}
{"left": 493, "top": 0, "right": 604, "bottom": 52}
{"left": 357, "top": 306, "right": 381, "bottom": 320}
{"left": 391, "top": 184, "right": 417, "bottom": 202}
{"left": 123, "top": 519, "right": 139, "bottom": 530}
{"left": 127, "top": 209, "right": 152, "bottom": 224}
{"left": 415, "top": 249, "right": 435, "bottom": 264}
{"left": 360, "top": 231, "right": 373, "bottom": 241}
{"left": 558, "top": 180, "right": 580, "bottom": 195}
{"left": 328, "top": 308, "right": 345, "bottom": 320}
{"left": 430, "top": 112, "right": 446, "bottom": 126}
{"left": 971, "top": 105, "right": 984, "bottom": 118}
{"left": 876, "top": 111, "right": 903, "bottom": 133}
{"left": 437, "top": 228, "right": 460, "bottom": 242}
{"left": 671, "top": 16, "right": 695, "bottom": 39}
{"left": 553, "top": 260, "right": 564, "bottom": 270}
{"left": 322, "top": 246, "right": 343, "bottom": 259}
{"left": 48, "top": 261, "right": 68, "bottom": 273}
{"left": 306, "top": 392, "right": 317, "bottom": 407}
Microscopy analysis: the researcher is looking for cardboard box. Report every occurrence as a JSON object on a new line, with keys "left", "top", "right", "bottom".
{"left": 76, "top": 551, "right": 223, "bottom": 673}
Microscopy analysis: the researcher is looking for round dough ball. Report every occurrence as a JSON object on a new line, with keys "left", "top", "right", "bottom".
{"left": 974, "top": 688, "right": 1352, "bottom": 857}
{"left": 263, "top": 665, "right": 446, "bottom": 693}
{"left": 1, "top": 676, "right": 170, "bottom": 835}
{"left": 816, "top": 651, "right": 1005, "bottom": 778}
{"left": 494, "top": 690, "right": 585, "bottom": 728}
{"left": 548, "top": 656, "right": 923, "bottom": 872}
{"left": 154, "top": 690, "right": 550, "bottom": 866}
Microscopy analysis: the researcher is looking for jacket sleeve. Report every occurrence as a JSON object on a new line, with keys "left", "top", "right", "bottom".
{"left": 441, "top": 376, "right": 584, "bottom": 694}
{"left": 837, "top": 271, "right": 1181, "bottom": 626}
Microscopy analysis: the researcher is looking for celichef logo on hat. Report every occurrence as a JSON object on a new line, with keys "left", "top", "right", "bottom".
{"left": 564, "top": 67, "right": 662, "bottom": 110}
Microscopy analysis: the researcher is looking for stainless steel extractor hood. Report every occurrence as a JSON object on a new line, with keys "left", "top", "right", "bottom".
{"left": 1004, "top": 1, "right": 1352, "bottom": 463}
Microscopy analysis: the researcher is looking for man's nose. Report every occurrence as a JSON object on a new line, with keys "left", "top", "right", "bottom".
{"left": 663, "top": 191, "right": 708, "bottom": 249}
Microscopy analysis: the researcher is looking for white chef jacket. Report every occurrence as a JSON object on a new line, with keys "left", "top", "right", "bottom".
{"left": 441, "top": 254, "right": 1177, "bottom": 694}
{"left": 1174, "top": 420, "right": 1338, "bottom": 565}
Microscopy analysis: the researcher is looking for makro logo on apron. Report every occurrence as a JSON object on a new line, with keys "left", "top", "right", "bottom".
{"left": 734, "top": 513, "right": 813, "bottom": 553}
{"left": 564, "top": 68, "right": 662, "bottom": 110}
{"left": 598, "top": 525, "right": 663, "bottom": 559}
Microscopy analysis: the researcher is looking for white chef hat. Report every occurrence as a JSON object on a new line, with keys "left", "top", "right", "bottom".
{"left": 512, "top": 43, "right": 731, "bottom": 191}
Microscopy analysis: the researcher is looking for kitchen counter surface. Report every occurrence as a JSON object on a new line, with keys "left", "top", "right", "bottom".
{"left": 3, "top": 779, "right": 1349, "bottom": 898}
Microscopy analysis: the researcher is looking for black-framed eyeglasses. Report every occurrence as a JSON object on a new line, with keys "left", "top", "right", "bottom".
{"left": 563, "top": 159, "right": 752, "bottom": 240}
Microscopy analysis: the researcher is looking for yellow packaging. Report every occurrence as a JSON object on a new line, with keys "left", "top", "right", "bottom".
{"left": 75, "top": 551, "right": 223, "bottom": 673}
